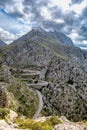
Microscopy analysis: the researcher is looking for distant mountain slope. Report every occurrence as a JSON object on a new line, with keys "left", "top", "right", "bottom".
{"left": 0, "top": 39, "right": 6, "bottom": 46}
{"left": 54, "top": 31, "right": 73, "bottom": 46}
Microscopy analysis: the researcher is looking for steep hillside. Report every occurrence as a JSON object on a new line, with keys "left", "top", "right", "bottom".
{"left": 42, "top": 57, "right": 87, "bottom": 121}
{"left": 0, "top": 29, "right": 87, "bottom": 122}
{"left": 54, "top": 31, "right": 73, "bottom": 46}
{"left": 1, "top": 29, "right": 85, "bottom": 68}
{"left": 0, "top": 65, "right": 39, "bottom": 118}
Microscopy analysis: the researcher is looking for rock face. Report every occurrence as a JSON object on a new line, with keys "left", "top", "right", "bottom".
{"left": 41, "top": 57, "right": 87, "bottom": 121}
{"left": 0, "top": 29, "right": 87, "bottom": 121}
{"left": 53, "top": 116, "right": 87, "bottom": 130}
{"left": 0, "top": 120, "right": 18, "bottom": 130}
{"left": 54, "top": 124, "right": 87, "bottom": 130}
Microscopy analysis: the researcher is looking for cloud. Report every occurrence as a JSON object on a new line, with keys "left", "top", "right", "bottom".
{"left": 0, "top": 0, "right": 24, "bottom": 18}
{"left": 0, "top": 26, "right": 31, "bottom": 44}
{"left": 81, "top": 6, "right": 87, "bottom": 18}
{"left": 71, "top": 0, "right": 83, "bottom": 4}
{"left": 70, "top": 0, "right": 87, "bottom": 15}
{"left": 23, "top": 0, "right": 48, "bottom": 22}
{"left": 40, "top": 6, "right": 52, "bottom": 20}
{"left": 54, "top": 19, "right": 64, "bottom": 24}
{"left": 0, "top": 0, "right": 87, "bottom": 48}
{"left": 0, "top": 0, "right": 13, "bottom": 6}
{"left": 48, "top": 0, "right": 71, "bottom": 12}
{"left": 0, "top": 27, "right": 15, "bottom": 43}
{"left": 0, "top": 9, "right": 25, "bottom": 33}
{"left": 79, "top": 26, "right": 87, "bottom": 37}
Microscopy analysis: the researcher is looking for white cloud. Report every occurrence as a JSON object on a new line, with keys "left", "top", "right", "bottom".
{"left": 15, "top": 25, "right": 32, "bottom": 38}
{"left": 54, "top": 19, "right": 64, "bottom": 23}
{"left": 70, "top": 0, "right": 87, "bottom": 14}
{"left": 40, "top": 6, "right": 52, "bottom": 20}
{"left": 79, "top": 47, "right": 87, "bottom": 50}
{"left": 82, "top": 40, "right": 87, "bottom": 45}
{"left": 69, "top": 32, "right": 78, "bottom": 40}
{"left": 75, "top": 40, "right": 87, "bottom": 50}
{"left": 22, "top": 13, "right": 33, "bottom": 24}
{"left": 0, "top": 27, "right": 15, "bottom": 43}
{"left": 68, "top": 32, "right": 85, "bottom": 44}
{"left": 49, "top": 0, "right": 71, "bottom": 12}
{"left": 18, "top": 13, "right": 33, "bottom": 25}
{"left": 0, "top": 26, "right": 32, "bottom": 44}
{"left": 49, "top": 0, "right": 87, "bottom": 15}
{"left": 5, "top": 0, "right": 24, "bottom": 15}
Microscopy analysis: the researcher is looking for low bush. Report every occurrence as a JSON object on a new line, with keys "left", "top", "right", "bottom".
{"left": 14, "top": 116, "right": 62, "bottom": 130}
{"left": 0, "top": 108, "right": 9, "bottom": 119}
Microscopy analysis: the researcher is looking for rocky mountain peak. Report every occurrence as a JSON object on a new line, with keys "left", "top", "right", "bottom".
{"left": 13, "top": 27, "right": 74, "bottom": 47}
{"left": 32, "top": 27, "right": 44, "bottom": 32}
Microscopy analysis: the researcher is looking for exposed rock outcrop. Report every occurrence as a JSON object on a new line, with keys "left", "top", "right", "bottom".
{"left": 42, "top": 57, "right": 87, "bottom": 121}
{"left": 53, "top": 116, "right": 87, "bottom": 130}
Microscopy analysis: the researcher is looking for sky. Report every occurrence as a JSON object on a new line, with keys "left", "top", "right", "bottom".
{"left": 0, "top": 0, "right": 87, "bottom": 48}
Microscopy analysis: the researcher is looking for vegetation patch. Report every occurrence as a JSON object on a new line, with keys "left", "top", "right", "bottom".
{"left": 0, "top": 108, "right": 9, "bottom": 119}
{"left": 0, "top": 77, "right": 4, "bottom": 82}
{"left": 14, "top": 116, "right": 62, "bottom": 130}
{"left": 7, "top": 78, "right": 39, "bottom": 118}
{"left": 80, "top": 120, "right": 87, "bottom": 125}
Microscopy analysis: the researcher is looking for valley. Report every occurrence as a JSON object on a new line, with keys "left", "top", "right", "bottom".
{"left": 0, "top": 28, "right": 87, "bottom": 130}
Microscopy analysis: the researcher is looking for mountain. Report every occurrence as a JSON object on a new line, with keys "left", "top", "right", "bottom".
{"left": 2, "top": 28, "right": 85, "bottom": 67}
{"left": 0, "top": 28, "right": 87, "bottom": 122}
{"left": 54, "top": 31, "right": 73, "bottom": 46}
{"left": 0, "top": 39, "right": 6, "bottom": 46}
{"left": 13, "top": 28, "right": 74, "bottom": 46}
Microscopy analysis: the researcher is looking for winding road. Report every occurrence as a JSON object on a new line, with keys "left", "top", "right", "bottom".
{"left": 33, "top": 90, "right": 43, "bottom": 119}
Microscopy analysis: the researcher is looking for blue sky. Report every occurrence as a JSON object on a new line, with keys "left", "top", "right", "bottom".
{"left": 0, "top": 0, "right": 87, "bottom": 48}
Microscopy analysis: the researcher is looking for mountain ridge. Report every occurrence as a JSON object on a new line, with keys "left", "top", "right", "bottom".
{"left": 13, "top": 28, "right": 74, "bottom": 47}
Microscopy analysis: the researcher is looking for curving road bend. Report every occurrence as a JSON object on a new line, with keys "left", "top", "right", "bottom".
{"left": 33, "top": 90, "right": 43, "bottom": 119}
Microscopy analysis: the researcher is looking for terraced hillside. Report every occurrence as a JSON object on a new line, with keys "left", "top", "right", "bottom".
{"left": 0, "top": 65, "right": 39, "bottom": 118}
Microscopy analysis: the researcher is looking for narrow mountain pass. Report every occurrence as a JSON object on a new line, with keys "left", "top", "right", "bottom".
{"left": 33, "top": 90, "right": 43, "bottom": 119}
{"left": 27, "top": 80, "right": 48, "bottom": 89}
{"left": 11, "top": 68, "right": 46, "bottom": 119}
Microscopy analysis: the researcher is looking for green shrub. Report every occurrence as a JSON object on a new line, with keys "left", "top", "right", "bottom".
{"left": 0, "top": 108, "right": 9, "bottom": 119}
{"left": 8, "top": 79, "right": 39, "bottom": 118}
{"left": 14, "top": 116, "right": 62, "bottom": 130}
{"left": 0, "top": 77, "right": 4, "bottom": 82}
{"left": 81, "top": 120, "right": 87, "bottom": 125}
{"left": 46, "top": 116, "right": 62, "bottom": 126}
